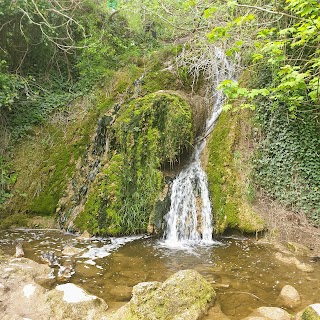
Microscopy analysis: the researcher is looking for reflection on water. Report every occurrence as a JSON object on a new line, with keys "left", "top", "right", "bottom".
{"left": 0, "top": 229, "right": 319, "bottom": 319}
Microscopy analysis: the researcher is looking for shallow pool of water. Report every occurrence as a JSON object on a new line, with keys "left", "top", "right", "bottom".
{"left": 0, "top": 229, "right": 319, "bottom": 319}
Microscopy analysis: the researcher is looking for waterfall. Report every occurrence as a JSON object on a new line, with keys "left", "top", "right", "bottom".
{"left": 162, "top": 47, "right": 234, "bottom": 246}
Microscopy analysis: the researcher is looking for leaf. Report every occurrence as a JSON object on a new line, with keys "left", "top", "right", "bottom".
{"left": 203, "top": 7, "right": 217, "bottom": 19}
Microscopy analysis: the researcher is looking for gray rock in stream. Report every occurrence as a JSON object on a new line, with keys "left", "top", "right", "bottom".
{"left": 110, "top": 269, "right": 216, "bottom": 320}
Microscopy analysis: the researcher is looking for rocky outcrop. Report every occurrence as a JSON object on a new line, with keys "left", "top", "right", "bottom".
{"left": 110, "top": 269, "right": 216, "bottom": 320}
{"left": 205, "top": 109, "right": 265, "bottom": 234}
{"left": 0, "top": 255, "right": 108, "bottom": 320}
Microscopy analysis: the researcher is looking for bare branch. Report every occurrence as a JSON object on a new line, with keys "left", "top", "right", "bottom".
{"left": 235, "top": 3, "right": 304, "bottom": 21}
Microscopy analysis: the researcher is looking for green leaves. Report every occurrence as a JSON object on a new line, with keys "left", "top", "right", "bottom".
{"left": 203, "top": 7, "right": 218, "bottom": 19}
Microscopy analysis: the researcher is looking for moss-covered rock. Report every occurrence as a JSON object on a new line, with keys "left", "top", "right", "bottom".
{"left": 110, "top": 269, "right": 216, "bottom": 320}
{"left": 205, "top": 110, "right": 265, "bottom": 234}
{"left": 296, "top": 304, "right": 320, "bottom": 320}
{"left": 74, "top": 92, "right": 193, "bottom": 235}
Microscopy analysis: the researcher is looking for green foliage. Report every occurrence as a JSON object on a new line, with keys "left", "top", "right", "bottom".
{"left": 0, "top": 157, "right": 16, "bottom": 208}
{"left": 76, "top": 93, "right": 193, "bottom": 235}
{"left": 206, "top": 0, "right": 320, "bottom": 225}
{"left": 206, "top": 110, "right": 264, "bottom": 233}
{"left": 253, "top": 101, "right": 320, "bottom": 226}
{"left": 215, "top": 0, "right": 320, "bottom": 117}
{"left": 0, "top": 62, "right": 29, "bottom": 111}
{"left": 0, "top": 213, "right": 28, "bottom": 229}
{"left": 0, "top": 0, "right": 155, "bottom": 149}
{"left": 1, "top": 98, "right": 101, "bottom": 219}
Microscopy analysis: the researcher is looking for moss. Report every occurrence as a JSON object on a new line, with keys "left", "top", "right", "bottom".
{"left": 206, "top": 110, "right": 264, "bottom": 234}
{"left": 75, "top": 154, "right": 124, "bottom": 235}
{"left": 75, "top": 92, "right": 193, "bottom": 235}
{"left": 2, "top": 95, "right": 113, "bottom": 220}
{"left": 142, "top": 70, "right": 179, "bottom": 94}
{"left": 0, "top": 212, "right": 28, "bottom": 229}
{"left": 111, "top": 270, "right": 215, "bottom": 320}
{"left": 302, "top": 306, "right": 320, "bottom": 320}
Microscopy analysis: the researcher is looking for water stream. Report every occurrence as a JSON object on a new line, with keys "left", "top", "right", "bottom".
{"left": 0, "top": 229, "right": 319, "bottom": 319}
{"left": 163, "top": 47, "right": 234, "bottom": 246}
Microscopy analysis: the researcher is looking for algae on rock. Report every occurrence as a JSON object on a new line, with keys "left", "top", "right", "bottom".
{"left": 205, "top": 110, "right": 265, "bottom": 234}
{"left": 110, "top": 269, "right": 216, "bottom": 320}
{"left": 74, "top": 92, "right": 193, "bottom": 235}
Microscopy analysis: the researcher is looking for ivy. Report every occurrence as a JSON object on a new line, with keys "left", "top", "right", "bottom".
{"left": 253, "top": 101, "right": 320, "bottom": 225}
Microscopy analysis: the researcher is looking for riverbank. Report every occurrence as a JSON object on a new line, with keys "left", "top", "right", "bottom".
{"left": 0, "top": 231, "right": 319, "bottom": 320}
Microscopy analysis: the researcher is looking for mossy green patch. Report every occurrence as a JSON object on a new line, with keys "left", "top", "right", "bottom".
{"left": 301, "top": 305, "right": 320, "bottom": 320}
{"left": 206, "top": 110, "right": 264, "bottom": 234}
{"left": 2, "top": 97, "right": 114, "bottom": 221}
{"left": 75, "top": 92, "right": 193, "bottom": 235}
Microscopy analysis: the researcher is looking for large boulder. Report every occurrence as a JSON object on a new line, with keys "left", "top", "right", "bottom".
{"left": 0, "top": 255, "right": 108, "bottom": 320}
{"left": 277, "top": 285, "right": 301, "bottom": 308}
{"left": 46, "top": 283, "right": 108, "bottom": 319}
{"left": 110, "top": 269, "right": 216, "bottom": 320}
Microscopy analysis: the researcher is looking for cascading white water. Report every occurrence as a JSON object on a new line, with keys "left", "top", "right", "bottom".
{"left": 163, "top": 47, "right": 234, "bottom": 246}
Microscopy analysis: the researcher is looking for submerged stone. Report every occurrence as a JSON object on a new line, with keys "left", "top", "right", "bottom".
{"left": 243, "top": 306, "right": 292, "bottom": 320}
{"left": 275, "top": 252, "right": 314, "bottom": 272}
{"left": 277, "top": 284, "right": 301, "bottom": 309}
{"left": 110, "top": 269, "right": 216, "bottom": 320}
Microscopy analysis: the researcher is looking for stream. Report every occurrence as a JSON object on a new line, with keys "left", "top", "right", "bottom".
{"left": 0, "top": 229, "right": 319, "bottom": 319}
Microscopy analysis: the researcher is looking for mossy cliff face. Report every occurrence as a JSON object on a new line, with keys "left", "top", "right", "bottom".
{"left": 73, "top": 93, "right": 193, "bottom": 235}
{"left": 205, "top": 109, "right": 265, "bottom": 234}
{"left": 0, "top": 97, "right": 105, "bottom": 227}
{"left": 0, "top": 48, "right": 189, "bottom": 230}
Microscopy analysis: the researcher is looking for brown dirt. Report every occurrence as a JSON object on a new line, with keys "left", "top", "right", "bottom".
{"left": 253, "top": 191, "right": 320, "bottom": 255}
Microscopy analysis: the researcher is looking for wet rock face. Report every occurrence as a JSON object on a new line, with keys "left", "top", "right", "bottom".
{"left": 110, "top": 269, "right": 216, "bottom": 320}
{"left": 57, "top": 106, "right": 119, "bottom": 232}
{"left": 92, "top": 115, "right": 113, "bottom": 156}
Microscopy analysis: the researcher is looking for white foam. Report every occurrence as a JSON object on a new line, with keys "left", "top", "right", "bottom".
{"left": 56, "top": 283, "right": 96, "bottom": 303}
{"left": 84, "top": 259, "right": 96, "bottom": 265}
{"left": 23, "top": 284, "right": 36, "bottom": 298}
{"left": 81, "top": 235, "right": 143, "bottom": 260}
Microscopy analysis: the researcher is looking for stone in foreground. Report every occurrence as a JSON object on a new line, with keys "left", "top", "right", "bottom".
{"left": 110, "top": 269, "right": 216, "bottom": 320}
{"left": 277, "top": 284, "right": 301, "bottom": 308}
{"left": 242, "top": 306, "right": 292, "bottom": 320}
